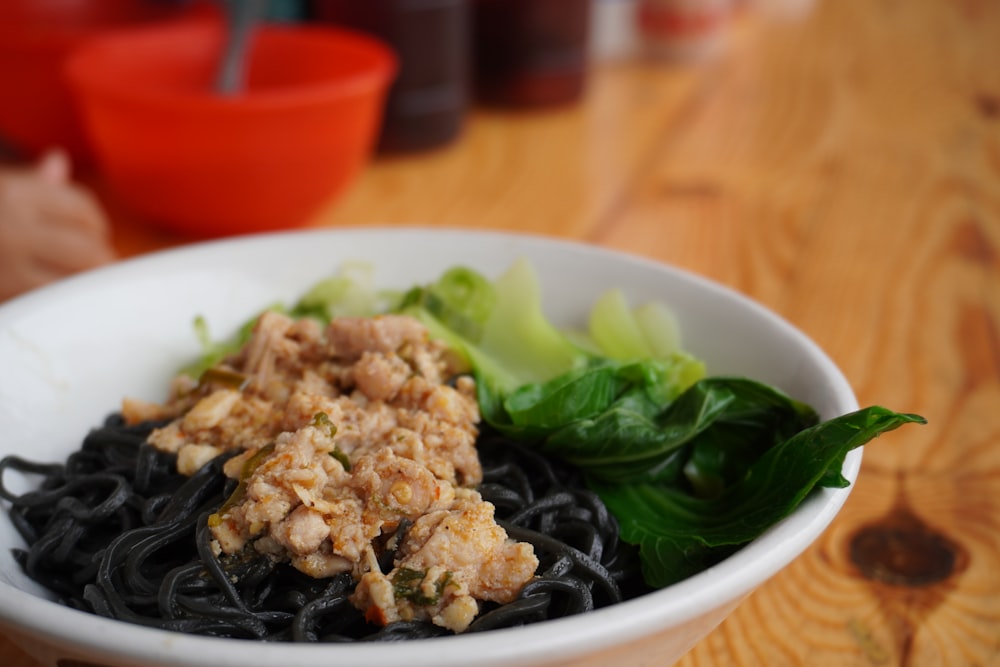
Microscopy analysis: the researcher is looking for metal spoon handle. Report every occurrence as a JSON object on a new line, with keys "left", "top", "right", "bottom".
{"left": 215, "top": 0, "right": 268, "bottom": 95}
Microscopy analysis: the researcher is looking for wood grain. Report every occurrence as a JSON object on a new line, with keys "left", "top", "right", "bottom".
{"left": 595, "top": 1, "right": 1000, "bottom": 665}
{"left": 3, "top": 0, "right": 999, "bottom": 665}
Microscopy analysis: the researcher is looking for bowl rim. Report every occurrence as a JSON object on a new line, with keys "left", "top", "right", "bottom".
{"left": 0, "top": 227, "right": 862, "bottom": 667}
{"left": 63, "top": 21, "right": 399, "bottom": 110}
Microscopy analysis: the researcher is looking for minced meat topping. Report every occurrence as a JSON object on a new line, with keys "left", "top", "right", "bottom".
{"left": 122, "top": 312, "right": 539, "bottom": 633}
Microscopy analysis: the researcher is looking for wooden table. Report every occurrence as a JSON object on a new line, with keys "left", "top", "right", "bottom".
{"left": 4, "top": 0, "right": 999, "bottom": 664}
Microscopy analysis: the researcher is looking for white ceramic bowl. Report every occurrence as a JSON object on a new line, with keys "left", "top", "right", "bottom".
{"left": 0, "top": 228, "right": 860, "bottom": 667}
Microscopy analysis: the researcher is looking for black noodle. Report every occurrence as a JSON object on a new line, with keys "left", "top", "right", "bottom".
{"left": 0, "top": 415, "right": 651, "bottom": 641}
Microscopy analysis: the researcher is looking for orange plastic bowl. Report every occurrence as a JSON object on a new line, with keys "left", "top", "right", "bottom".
{"left": 65, "top": 20, "right": 397, "bottom": 237}
{"left": 0, "top": 0, "right": 211, "bottom": 162}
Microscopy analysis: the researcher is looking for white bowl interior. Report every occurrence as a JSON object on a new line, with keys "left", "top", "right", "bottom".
{"left": 0, "top": 228, "right": 860, "bottom": 667}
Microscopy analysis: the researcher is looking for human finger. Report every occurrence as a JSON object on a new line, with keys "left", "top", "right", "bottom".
{"left": 26, "top": 222, "right": 117, "bottom": 273}
{"left": 32, "top": 181, "right": 112, "bottom": 239}
{"left": 0, "top": 256, "right": 66, "bottom": 302}
{"left": 35, "top": 149, "right": 71, "bottom": 184}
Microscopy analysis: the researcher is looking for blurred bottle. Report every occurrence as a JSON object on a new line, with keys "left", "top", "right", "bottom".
{"left": 590, "top": 0, "right": 640, "bottom": 62}
{"left": 473, "top": 0, "right": 592, "bottom": 108}
{"left": 637, "top": 0, "right": 734, "bottom": 62}
{"left": 310, "top": 0, "right": 470, "bottom": 152}
{"left": 744, "top": 0, "right": 818, "bottom": 22}
{"left": 263, "top": 0, "right": 307, "bottom": 22}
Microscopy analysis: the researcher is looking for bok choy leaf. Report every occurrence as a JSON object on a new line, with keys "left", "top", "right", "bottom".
{"left": 390, "top": 261, "right": 926, "bottom": 588}
{"left": 589, "top": 407, "right": 926, "bottom": 587}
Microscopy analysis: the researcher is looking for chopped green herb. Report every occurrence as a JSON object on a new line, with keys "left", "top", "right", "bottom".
{"left": 391, "top": 568, "right": 454, "bottom": 606}
{"left": 207, "top": 443, "right": 275, "bottom": 527}
{"left": 198, "top": 367, "right": 250, "bottom": 391}
{"left": 312, "top": 411, "right": 338, "bottom": 438}
{"left": 330, "top": 448, "right": 351, "bottom": 472}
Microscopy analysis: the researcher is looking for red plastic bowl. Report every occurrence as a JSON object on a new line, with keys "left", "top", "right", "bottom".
{"left": 0, "top": 0, "right": 211, "bottom": 162}
{"left": 65, "top": 20, "right": 397, "bottom": 237}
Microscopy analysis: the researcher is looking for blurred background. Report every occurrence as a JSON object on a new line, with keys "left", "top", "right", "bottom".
{"left": 0, "top": 0, "right": 813, "bottom": 301}
{"left": 1, "top": 1, "right": 999, "bottom": 666}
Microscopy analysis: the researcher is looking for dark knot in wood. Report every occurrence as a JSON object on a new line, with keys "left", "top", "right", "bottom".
{"left": 848, "top": 507, "right": 963, "bottom": 587}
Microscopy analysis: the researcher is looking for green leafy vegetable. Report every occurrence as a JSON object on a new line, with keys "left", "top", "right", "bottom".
{"left": 180, "top": 314, "right": 260, "bottom": 380}
{"left": 207, "top": 442, "right": 276, "bottom": 527}
{"left": 509, "top": 376, "right": 818, "bottom": 487}
{"left": 386, "top": 261, "right": 926, "bottom": 588}
{"left": 399, "top": 259, "right": 592, "bottom": 400}
{"left": 588, "top": 289, "right": 655, "bottom": 360}
{"left": 590, "top": 407, "right": 926, "bottom": 587}
{"left": 290, "top": 261, "right": 399, "bottom": 321}
{"left": 182, "top": 263, "right": 397, "bottom": 381}
{"left": 634, "top": 301, "right": 683, "bottom": 359}
{"left": 183, "top": 258, "right": 927, "bottom": 590}
{"left": 473, "top": 258, "right": 589, "bottom": 391}
{"left": 397, "top": 266, "right": 496, "bottom": 342}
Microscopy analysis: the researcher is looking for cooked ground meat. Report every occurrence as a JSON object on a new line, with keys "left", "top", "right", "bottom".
{"left": 123, "top": 312, "right": 538, "bottom": 633}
